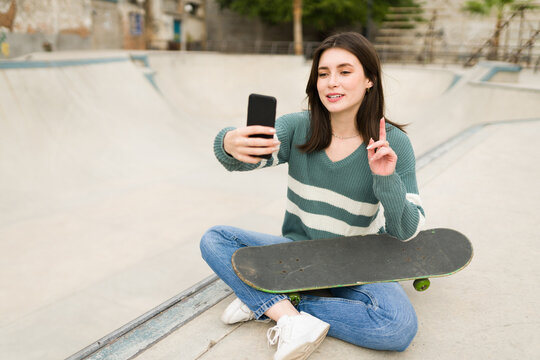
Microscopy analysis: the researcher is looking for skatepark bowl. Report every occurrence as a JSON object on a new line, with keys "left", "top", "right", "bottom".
{"left": 1, "top": 52, "right": 539, "bottom": 360}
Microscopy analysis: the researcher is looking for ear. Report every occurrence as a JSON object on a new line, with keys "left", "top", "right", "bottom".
{"left": 366, "top": 79, "right": 374, "bottom": 88}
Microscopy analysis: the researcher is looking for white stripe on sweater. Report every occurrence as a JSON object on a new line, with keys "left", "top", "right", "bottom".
{"left": 405, "top": 193, "right": 423, "bottom": 207}
{"left": 402, "top": 193, "right": 426, "bottom": 242}
{"left": 288, "top": 175, "right": 379, "bottom": 216}
{"left": 286, "top": 200, "right": 385, "bottom": 236}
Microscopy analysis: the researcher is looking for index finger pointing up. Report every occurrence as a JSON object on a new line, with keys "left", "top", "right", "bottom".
{"left": 379, "top": 117, "right": 386, "bottom": 142}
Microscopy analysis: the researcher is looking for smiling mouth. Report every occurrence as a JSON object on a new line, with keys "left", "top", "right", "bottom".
{"left": 326, "top": 94, "right": 344, "bottom": 102}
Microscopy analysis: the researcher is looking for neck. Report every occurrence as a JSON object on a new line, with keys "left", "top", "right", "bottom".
{"left": 330, "top": 111, "right": 358, "bottom": 138}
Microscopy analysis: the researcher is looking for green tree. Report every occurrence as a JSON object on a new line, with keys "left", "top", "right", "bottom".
{"left": 462, "top": 0, "right": 536, "bottom": 60}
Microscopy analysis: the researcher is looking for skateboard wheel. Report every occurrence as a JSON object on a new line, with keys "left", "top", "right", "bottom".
{"left": 413, "top": 278, "right": 430, "bottom": 291}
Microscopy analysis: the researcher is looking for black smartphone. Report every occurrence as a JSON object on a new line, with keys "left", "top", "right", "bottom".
{"left": 246, "top": 93, "right": 277, "bottom": 159}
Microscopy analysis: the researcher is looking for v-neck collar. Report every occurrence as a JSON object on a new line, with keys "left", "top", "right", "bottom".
{"left": 321, "top": 142, "right": 366, "bottom": 167}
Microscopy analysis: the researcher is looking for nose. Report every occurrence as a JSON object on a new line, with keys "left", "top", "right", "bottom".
{"left": 328, "top": 73, "right": 339, "bottom": 87}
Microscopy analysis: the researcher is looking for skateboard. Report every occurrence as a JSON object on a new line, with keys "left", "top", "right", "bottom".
{"left": 232, "top": 228, "right": 473, "bottom": 293}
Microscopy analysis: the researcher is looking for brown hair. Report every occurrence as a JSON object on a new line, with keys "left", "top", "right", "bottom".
{"left": 299, "top": 32, "right": 405, "bottom": 153}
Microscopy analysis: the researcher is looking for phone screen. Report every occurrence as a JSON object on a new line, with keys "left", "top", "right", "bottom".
{"left": 247, "top": 94, "right": 277, "bottom": 158}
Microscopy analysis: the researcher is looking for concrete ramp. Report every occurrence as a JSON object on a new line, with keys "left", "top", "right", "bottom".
{"left": 0, "top": 55, "right": 207, "bottom": 359}
{"left": 147, "top": 52, "right": 311, "bottom": 128}
{"left": 0, "top": 52, "right": 291, "bottom": 360}
{"left": 0, "top": 55, "right": 205, "bottom": 226}
{"left": 386, "top": 62, "right": 540, "bottom": 155}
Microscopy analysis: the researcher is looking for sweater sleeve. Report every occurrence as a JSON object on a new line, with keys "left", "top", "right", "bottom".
{"left": 213, "top": 114, "right": 295, "bottom": 172}
{"left": 372, "top": 129, "right": 425, "bottom": 241}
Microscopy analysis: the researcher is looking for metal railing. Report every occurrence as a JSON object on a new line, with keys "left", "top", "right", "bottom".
{"left": 205, "top": 40, "right": 321, "bottom": 57}
{"left": 191, "top": 39, "right": 540, "bottom": 70}
{"left": 375, "top": 42, "right": 540, "bottom": 68}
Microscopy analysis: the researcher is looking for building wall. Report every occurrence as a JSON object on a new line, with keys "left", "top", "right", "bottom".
{"left": 1, "top": 0, "right": 536, "bottom": 59}
{"left": 119, "top": 1, "right": 145, "bottom": 49}
{"left": 91, "top": 0, "right": 122, "bottom": 49}
{"left": 0, "top": 0, "right": 16, "bottom": 31}
{"left": 144, "top": 0, "right": 207, "bottom": 51}
{"left": 410, "top": 0, "right": 540, "bottom": 54}
{"left": 2, "top": 0, "right": 92, "bottom": 36}
{"left": 0, "top": 0, "right": 92, "bottom": 57}
{"left": 145, "top": 0, "right": 176, "bottom": 49}
{"left": 0, "top": 0, "right": 145, "bottom": 57}
{"left": 205, "top": 0, "right": 292, "bottom": 44}
{"left": 90, "top": 0, "right": 146, "bottom": 50}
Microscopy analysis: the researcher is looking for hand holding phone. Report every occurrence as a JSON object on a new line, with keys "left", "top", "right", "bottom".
{"left": 222, "top": 94, "right": 279, "bottom": 163}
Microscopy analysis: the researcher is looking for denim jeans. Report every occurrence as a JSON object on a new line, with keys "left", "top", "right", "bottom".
{"left": 200, "top": 225, "right": 418, "bottom": 352}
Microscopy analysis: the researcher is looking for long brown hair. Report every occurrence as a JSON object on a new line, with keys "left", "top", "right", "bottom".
{"left": 299, "top": 32, "right": 405, "bottom": 153}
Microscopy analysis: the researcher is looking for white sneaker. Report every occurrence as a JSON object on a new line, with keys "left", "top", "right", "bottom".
{"left": 221, "top": 297, "right": 256, "bottom": 324}
{"left": 267, "top": 312, "right": 330, "bottom": 360}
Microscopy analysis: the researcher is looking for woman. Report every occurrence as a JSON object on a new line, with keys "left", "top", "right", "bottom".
{"left": 200, "top": 32, "right": 424, "bottom": 360}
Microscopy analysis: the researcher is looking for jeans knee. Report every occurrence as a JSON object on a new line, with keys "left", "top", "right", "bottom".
{"left": 199, "top": 225, "right": 227, "bottom": 259}
{"left": 392, "top": 307, "right": 418, "bottom": 351}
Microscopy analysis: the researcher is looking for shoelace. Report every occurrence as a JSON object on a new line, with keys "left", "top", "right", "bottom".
{"left": 266, "top": 325, "right": 282, "bottom": 347}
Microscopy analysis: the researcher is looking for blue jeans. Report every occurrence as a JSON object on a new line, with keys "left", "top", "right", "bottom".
{"left": 200, "top": 225, "right": 418, "bottom": 352}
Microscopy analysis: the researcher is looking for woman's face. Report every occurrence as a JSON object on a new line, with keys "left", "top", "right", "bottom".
{"left": 316, "top": 47, "right": 372, "bottom": 119}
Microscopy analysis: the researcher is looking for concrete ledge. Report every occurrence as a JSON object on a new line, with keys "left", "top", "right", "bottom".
{"left": 478, "top": 61, "right": 522, "bottom": 82}
{"left": 67, "top": 275, "right": 231, "bottom": 360}
{"left": 0, "top": 56, "right": 130, "bottom": 69}
{"left": 416, "top": 117, "right": 540, "bottom": 171}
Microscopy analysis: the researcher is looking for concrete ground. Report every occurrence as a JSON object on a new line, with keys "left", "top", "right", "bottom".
{"left": 136, "top": 119, "right": 540, "bottom": 360}
{"left": 0, "top": 52, "right": 539, "bottom": 359}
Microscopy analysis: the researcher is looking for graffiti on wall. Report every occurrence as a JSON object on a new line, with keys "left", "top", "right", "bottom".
{"left": 0, "top": 31, "right": 8, "bottom": 57}
{"left": 0, "top": 0, "right": 16, "bottom": 30}
{"left": 0, "top": 0, "right": 16, "bottom": 57}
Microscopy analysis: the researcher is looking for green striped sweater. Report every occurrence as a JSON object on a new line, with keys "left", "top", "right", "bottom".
{"left": 214, "top": 111, "right": 425, "bottom": 241}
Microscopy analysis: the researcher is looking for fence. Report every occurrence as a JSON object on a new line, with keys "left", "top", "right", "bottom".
{"left": 197, "top": 39, "right": 540, "bottom": 71}
{"left": 205, "top": 40, "right": 321, "bottom": 58}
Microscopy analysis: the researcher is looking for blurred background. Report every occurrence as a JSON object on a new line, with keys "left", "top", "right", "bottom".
{"left": 1, "top": 0, "right": 539, "bottom": 66}
{"left": 1, "top": 1, "right": 539, "bottom": 360}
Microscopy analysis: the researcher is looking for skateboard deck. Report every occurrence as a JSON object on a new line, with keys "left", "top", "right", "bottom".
{"left": 232, "top": 228, "right": 473, "bottom": 293}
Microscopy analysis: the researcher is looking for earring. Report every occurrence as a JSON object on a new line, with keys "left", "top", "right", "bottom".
{"left": 366, "top": 87, "right": 371, "bottom": 93}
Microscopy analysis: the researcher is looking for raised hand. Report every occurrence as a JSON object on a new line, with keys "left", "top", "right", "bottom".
{"left": 366, "top": 117, "right": 397, "bottom": 176}
{"left": 223, "top": 126, "right": 280, "bottom": 164}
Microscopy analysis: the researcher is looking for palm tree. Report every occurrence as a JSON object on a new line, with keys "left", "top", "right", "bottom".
{"left": 462, "top": 0, "right": 535, "bottom": 60}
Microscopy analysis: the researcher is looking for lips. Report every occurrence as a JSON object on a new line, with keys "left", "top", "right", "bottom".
{"left": 326, "top": 93, "right": 344, "bottom": 102}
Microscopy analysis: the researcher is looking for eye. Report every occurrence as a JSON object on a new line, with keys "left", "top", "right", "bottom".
{"left": 318, "top": 72, "right": 328, "bottom": 78}
{"left": 341, "top": 70, "right": 351, "bottom": 75}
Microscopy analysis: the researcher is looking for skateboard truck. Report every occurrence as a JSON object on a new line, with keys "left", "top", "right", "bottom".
{"left": 289, "top": 293, "right": 301, "bottom": 306}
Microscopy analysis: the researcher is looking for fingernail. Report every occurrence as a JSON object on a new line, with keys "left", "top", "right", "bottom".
{"left": 273, "top": 140, "right": 281, "bottom": 145}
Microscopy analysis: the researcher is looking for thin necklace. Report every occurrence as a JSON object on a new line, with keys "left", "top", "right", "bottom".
{"left": 332, "top": 132, "right": 360, "bottom": 140}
